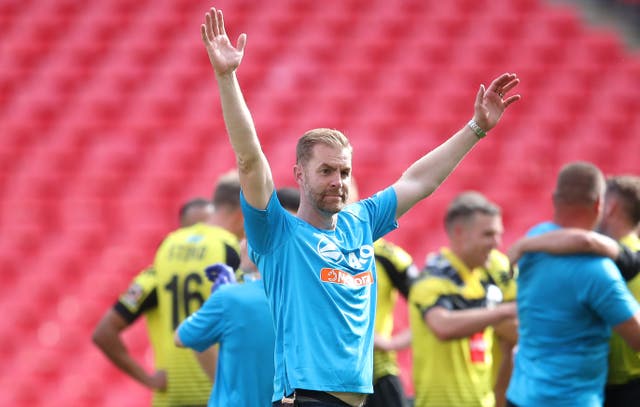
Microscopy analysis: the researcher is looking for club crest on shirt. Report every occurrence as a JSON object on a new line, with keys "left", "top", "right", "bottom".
{"left": 314, "top": 234, "right": 375, "bottom": 271}
{"left": 121, "top": 283, "right": 144, "bottom": 308}
{"left": 316, "top": 235, "right": 344, "bottom": 262}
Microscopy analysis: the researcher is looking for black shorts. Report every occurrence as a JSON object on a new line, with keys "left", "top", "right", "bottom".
{"left": 272, "top": 389, "right": 356, "bottom": 407}
{"left": 604, "top": 377, "right": 640, "bottom": 407}
{"left": 365, "top": 375, "right": 408, "bottom": 407}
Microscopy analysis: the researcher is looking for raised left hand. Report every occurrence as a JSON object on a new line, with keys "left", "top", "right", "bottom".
{"left": 473, "top": 73, "right": 521, "bottom": 132}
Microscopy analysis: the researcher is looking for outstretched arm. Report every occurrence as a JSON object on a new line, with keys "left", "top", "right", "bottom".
{"left": 393, "top": 74, "right": 520, "bottom": 218}
{"left": 202, "top": 8, "right": 273, "bottom": 209}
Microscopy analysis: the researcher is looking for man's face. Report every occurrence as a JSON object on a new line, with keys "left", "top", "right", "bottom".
{"left": 455, "top": 213, "right": 503, "bottom": 269}
{"left": 297, "top": 144, "right": 352, "bottom": 215}
{"left": 596, "top": 193, "right": 614, "bottom": 234}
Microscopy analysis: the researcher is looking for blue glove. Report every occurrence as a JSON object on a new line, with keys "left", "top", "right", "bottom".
{"left": 205, "top": 263, "right": 236, "bottom": 294}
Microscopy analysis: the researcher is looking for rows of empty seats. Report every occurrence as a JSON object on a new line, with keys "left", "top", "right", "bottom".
{"left": 0, "top": 0, "right": 638, "bottom": 404}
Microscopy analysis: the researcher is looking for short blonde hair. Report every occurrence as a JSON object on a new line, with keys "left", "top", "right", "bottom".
{"left": 296, "top": 128, "right": 352, "bottom": 166}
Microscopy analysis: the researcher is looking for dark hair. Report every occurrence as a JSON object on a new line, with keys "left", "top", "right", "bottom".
{"left": 178, "top": 197, "right": 212, "bottom": 225}
{"left": 213, "top": 170, "right": 241, "bottom": 209}
{"left": 276, "top": 187, "right": 301, "bottom": 212}
{"left": 553, "top": 161, "right": 605, "bottom": 206}
{"left": 445, "top": 191, "right": 501, "bottom": 232}
{"left": 607, "top": 175, "right": 640, "bottom": 225}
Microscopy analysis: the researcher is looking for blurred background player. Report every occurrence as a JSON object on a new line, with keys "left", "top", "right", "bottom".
{"left": 367, "top": 238, "right": 418, "bottom": 407}
{"left": 178, "top": 198, "right": 214, "bottom": 229}
{"left": 409, "top": 191, "right": 518, "bottom": 407}
{"left": 507, "top": 174, "right": 640, "bottom": 407}
{"left": 175, "top": 187, "right": 301, "bottom": 406}
{"left": 506, "top": 162, "right": 640, "bottom": 407}
{"left": 92, "top": 171, "right": 243, "bottom": 407}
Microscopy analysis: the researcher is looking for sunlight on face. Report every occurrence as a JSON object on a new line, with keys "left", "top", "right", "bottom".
{"left": 301, "top": 144, "right": 352, "bottom": 215}
{"left": 458, "top": 213, "right": 503, "bottom": 269}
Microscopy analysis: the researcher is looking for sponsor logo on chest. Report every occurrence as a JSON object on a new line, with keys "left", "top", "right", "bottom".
{"left": 314, "top": 234, "right": 374, "bottom": 287}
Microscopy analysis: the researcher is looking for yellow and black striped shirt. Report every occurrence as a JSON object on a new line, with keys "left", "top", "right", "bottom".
{"left": 115, "top": 223, "right": 240, "bottom": 407}
{"left": 608, "top": 233, "right": 640, "bottom": 385}
{"left": 409, "top": 248, "right": 516, "bottom": 407}
{"left": 373, "top": 238, "right": 419, "bottom": 382}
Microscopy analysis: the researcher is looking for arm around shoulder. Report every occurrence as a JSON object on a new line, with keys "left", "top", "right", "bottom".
{"left": 507, "top": 229, "right": 621, "bottom": 264}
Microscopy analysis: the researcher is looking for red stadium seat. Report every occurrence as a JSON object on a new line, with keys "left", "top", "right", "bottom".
{"left": 2, "top": 0, "right": 640, "bottom": 403}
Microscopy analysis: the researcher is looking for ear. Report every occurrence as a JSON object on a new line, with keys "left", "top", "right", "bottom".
{"left": 605, "top": 196, "right": 618, "bottom": 217}
{"left": 451, "top": 222, "right": 466, "bottom": 240}
{"left": 293, "top": 164, "right": 303, "bottom": 184}
{"left": 594, "top": 195, "right": 603, "bottom": 215}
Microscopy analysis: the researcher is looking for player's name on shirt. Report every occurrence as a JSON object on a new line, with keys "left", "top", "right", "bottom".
{"left": 166, "top": 243, "right": 208, "bottom": 262}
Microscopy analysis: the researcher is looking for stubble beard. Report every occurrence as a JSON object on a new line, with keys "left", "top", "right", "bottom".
{"left": 306, "top": 186, "right": 345, "bottom": 215}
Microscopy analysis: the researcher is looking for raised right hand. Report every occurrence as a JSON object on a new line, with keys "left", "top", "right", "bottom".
{"left": 201, "top": 8, "right": 247, "bottom": 76}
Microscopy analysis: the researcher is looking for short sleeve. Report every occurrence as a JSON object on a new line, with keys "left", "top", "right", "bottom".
{"left": 486, "top": 251, "right": 517, "bottom": 302}
{"left": 114, "top": 267, "right": 158, "bottom": 323}
{"left": 375, "top": 240, "right": 417, "bottom": 299}
{"left": 580, "top": 258, "right": 640, "bottom": 327}
{"left": 409, "top": 277, "right": 452, "bottom": 319}
{"left": 177, "top": 287, "right": 229, "bottom": 352}
{"left": 358, "top": 187, "right": 398, "bottom": 241}
{"left": 615, "top": 246, "right": 640, "bottom": 282}
{"left": 240, "top": 190, "right": 292, "bottom": 255}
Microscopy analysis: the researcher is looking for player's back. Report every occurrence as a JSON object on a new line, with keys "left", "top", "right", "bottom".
{"left": 510, "top": 222, "right": 626, "bottom": 406}
{"left": 150, "top": 223, "right": 240, "bottom": 406}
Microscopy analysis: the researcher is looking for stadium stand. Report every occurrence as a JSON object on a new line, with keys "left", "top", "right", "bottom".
{"left": 0, "top": 0, "right": 638, "bottom": 404}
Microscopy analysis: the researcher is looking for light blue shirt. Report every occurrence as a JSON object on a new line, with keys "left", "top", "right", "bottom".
{"left": 507, "top": 222, "right": 639, "bottom": 407}
{"left": 241, "top": 187, "right": 398, "bottom": 401}
{"left": 177, "top": 280, "right": 275, "bottom": 407}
